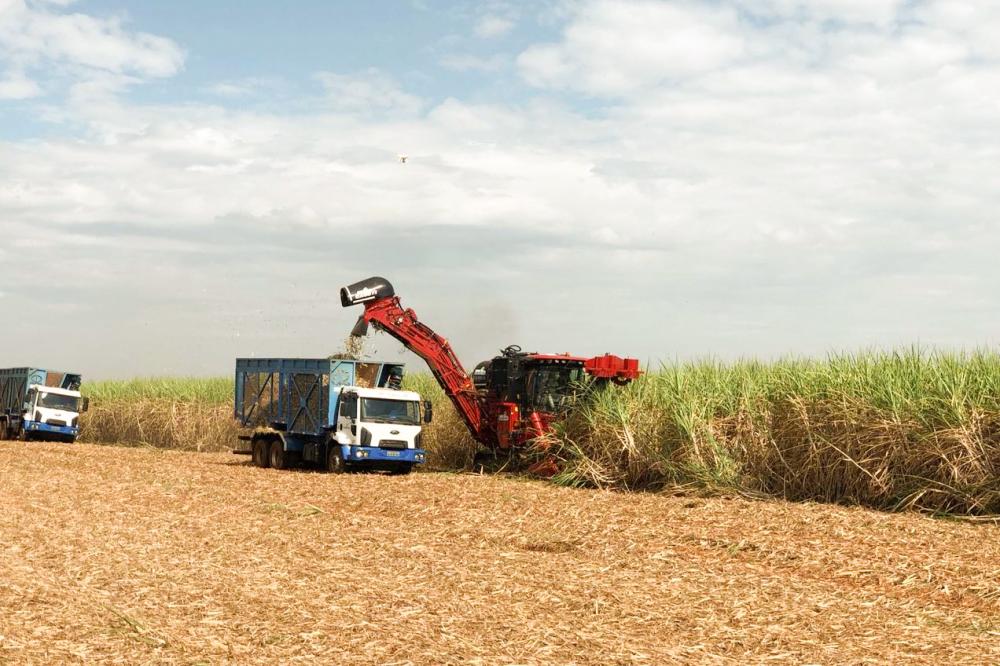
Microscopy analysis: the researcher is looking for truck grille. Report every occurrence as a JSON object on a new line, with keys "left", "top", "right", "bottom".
{"left": 379, "top": 440, "right": 407, "bottom": 450}
{"left": 46, "top": 419, "right": 67, "bottom": 427}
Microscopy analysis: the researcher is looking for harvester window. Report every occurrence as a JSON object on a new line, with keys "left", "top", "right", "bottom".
{"left": 471, "top": 363, "right": 488, "bottom": 391}
{"left": 488, "top": 359, "right": 509, "bottom": 396}
{"left": 528, "top": 366, "right": 584, "bottom": 411}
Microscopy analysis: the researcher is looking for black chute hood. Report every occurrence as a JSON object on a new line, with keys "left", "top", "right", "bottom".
{"left": 350, "top": 315, "right": 369, "bottom": 337}
{"left": 340, "top": 277, "right": 395, "bottom": 307}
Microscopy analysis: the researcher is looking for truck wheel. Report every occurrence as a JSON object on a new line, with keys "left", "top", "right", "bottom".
{"left": 0, "top": 422, "right": 7, "bottom": 440}
{"left": 269, "top": 439, "right": 287, "bottom": 470}
{"left": 252, "top": 438, "right": 270, "bottom": 468}
{"left": 390, "top": 463, "right": 413, "bottom": 476}
{"left": 327, "top": 445, "right": 345, "bottom": 474}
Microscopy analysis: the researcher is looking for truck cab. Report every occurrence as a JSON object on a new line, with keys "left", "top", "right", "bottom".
{"left": 329, "top": 386, "right": 428, "bottom": 473}
{"left": 21, "top": 384, "right": 87, "bottom": 442}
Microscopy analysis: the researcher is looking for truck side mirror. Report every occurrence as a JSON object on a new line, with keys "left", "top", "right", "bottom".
{"left": 423, "top": 401, "right": 433, "bottom": 424}
{"left": 81, "top": 397, "right": 90, "bottom": 413}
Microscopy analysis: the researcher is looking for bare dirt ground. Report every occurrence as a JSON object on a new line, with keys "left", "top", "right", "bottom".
{"left": 1, "top": 442, "right": 999, "bottom": 665}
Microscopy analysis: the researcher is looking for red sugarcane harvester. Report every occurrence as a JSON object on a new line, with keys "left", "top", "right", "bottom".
{"left": 341, "top": 277, "right": 640, "bottom": 471}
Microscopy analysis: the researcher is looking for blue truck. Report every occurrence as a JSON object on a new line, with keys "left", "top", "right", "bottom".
{"left": 234, "top": 358, "right": 432, "bottom": 474}
{"left": 0, "top": 367, "right": 88, "bottom": 443}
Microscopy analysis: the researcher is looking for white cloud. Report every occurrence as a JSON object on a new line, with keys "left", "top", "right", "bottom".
{"left": 475, "top": 14, "right": 515, "bottom": 38}
{"left": 914, "top": 0, "right": 1000, "bottom": 60}
{"left": 316, "top": 68, "right": 424, "bottom": 115}
{"left": 0, "top": 0, "right": 184, "bottom": 84}
{"left": 516, "top": 1, "right": 997, "bottom": 97}
{"left": 439, "top": 53, "right": 507, "bottom": 72}
{"left": 740, "top": 0, "right": 906, "bottom": 26}
{"left": 205, "top": 77, "right": 284, "bottom": 98}
{"left": 519, "top": 1, "right": 745, "bottom": 94}
{"left": 208, "top": 82, "right": 253, "bottom": 97}
{"left": 0, "top": 69, "right": 41, "bottom": 98}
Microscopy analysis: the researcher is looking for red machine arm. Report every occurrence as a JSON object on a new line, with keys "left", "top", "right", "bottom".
{"left": 343, "top": 283, "right": 486, "bottom": 444}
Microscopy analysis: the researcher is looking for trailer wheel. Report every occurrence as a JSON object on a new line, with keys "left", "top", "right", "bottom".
{"left": 327, "top": 444, "right": 345, "bottom": 474}
{"left": 269, "top": 439, "right": 287, "bottom": 470}
{"left": 0, "top": 422, "right": 7, "bottom": 441}
{"left": 252, "top": 437, "right": 270, "bottom": 468}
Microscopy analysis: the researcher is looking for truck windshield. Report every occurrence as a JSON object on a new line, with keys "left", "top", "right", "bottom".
{"left": 37, "top": 392, "right": 81, "bottom": 412}
{"left": 361, "top": 398, "right": 420, "bottom": 425}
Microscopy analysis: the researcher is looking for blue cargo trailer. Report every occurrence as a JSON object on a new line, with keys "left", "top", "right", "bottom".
{"left": 0, "top": 367, "right": 87, "bottom": 442}
{"left": 234, "top": 358, "right": 431, "bottom": 474}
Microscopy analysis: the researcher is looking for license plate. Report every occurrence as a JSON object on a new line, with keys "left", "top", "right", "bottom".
{"left": 386, "top": 451, "right": 400, "bottom": 457}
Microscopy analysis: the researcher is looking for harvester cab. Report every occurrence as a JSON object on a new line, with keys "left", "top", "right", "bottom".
{"left": 473, "top": 345, "right": 587, "bottom": 414}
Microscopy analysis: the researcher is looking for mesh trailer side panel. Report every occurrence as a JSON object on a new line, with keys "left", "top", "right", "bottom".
{"left": 288, "top": 373, "right": 329, "bottom": 434}
{"left": 239, "top": 371, "right": 280, "bottom": 428}
{"left": 0, "top": 369, "right": 29, "bottom": 415}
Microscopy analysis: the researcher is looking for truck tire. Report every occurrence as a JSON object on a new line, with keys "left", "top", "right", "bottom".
{"left": 252, "top": 437, "right": 270, "bottom": 468}
{"left": 269, "top": 439, "right": 287, "bottom": 470}
{"left": 327, "top": 444, "right": 345, "bottom": 474}
{"left": 0, "top": 421, "right": 7, "bottom": 441}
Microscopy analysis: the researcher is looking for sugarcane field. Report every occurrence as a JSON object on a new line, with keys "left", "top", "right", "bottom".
{"left": 4, "top": 1, "right": 1000, "bottom": 664}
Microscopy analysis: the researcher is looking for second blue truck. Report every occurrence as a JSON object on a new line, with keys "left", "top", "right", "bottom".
{"left": 0, "top": 367, "right": 88, "bottom": 443}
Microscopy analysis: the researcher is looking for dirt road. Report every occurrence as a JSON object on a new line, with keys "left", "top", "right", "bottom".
{"left": 1, "top": 441, "right": 998, "bottom": 664}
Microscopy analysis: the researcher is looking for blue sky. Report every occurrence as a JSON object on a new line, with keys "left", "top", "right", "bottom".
{"left": 75, "top": 1, "right": 550, "bottom": 108}
{"left": 2, "top": 0, "right": 1000, "bottom": 378}
{"left": 1, "top": 1, "right": 563, "bottom": 138}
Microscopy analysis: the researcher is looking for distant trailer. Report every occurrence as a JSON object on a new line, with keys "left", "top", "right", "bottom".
{"left": 233, "top": 358, "right": 431, "bottom": 474}
{"left": 0, "top": 367, "right": 87, "bottom": 442}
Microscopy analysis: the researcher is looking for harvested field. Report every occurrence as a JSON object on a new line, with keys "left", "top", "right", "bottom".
{"left": 1, "top": 442, "right": 999, "bottom": 664}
